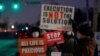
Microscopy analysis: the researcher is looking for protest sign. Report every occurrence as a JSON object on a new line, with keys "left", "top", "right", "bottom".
{"left": 18, "top": 38, "right": 47, "bottom": 56}
{"left": 51, "top": 52, "right": 61, "bottom": 56}
{"left": 44, "top": 31, "right": 64, "bottom": 46}
{"left": 40, "top": 4, "right": 75, "bottom": 31}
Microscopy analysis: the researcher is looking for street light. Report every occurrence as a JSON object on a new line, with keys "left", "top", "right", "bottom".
{"left": 11, "top": 25, "right": 15, "bottom": 29}
{"left": 0, "top": 4, "right": 4, "bottom": 12}
{"left": 0, "top": 4, "right": 3, "bottom": 9}
{"left": 11, "top": 3, "right": 20, "bottom": 11}
{"left": 13, "top": 4, "right": 19, "bottom": 9}
{"left": 25, "top": 27, "right": 28, "bottom": 30}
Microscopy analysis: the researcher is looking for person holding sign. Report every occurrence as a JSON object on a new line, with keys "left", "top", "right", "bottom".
{"left": 29, "top": 26, "right": 40, "bottom": 38}
{"left": 74, "top": 23, "right": 96, "bottom": 56}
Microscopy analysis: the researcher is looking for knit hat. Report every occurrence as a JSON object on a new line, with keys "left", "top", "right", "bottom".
{"left": 77, "top": 24, "right": 92, "bottom": 36}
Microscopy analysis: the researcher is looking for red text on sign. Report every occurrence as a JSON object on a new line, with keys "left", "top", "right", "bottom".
{"left": 48, "top": 12, "right": 64, "bottom": 19}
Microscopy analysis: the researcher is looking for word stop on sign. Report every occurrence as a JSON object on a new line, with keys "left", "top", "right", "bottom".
{"left": 47, "top": 32, "right": 61, "bottom": 40}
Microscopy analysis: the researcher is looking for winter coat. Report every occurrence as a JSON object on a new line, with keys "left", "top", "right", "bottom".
{"left": 74, "top": 38, "right": 96, "bottom": 56}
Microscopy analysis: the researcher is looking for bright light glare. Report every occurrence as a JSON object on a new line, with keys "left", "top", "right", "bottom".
{"left": 11, "top": 25, "right": 15, "bottom": 29}
{"left": 25, "top": 27, "right": 28, "bottom": 30}
{"left": 0, "top": 5, "right": 3, "bottom": 10}
{"left": 14, "top": 4, "right": 18, "bottom": 9}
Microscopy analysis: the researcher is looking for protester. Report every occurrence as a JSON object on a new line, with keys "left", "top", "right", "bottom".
{"left": 28, "top": 26, "right": 40, "bottom": 38}
{"left": 40, "top": 29, "right": 47, "bottom": 37}
{"left": 62, "top": 31, "right": 75, "bottom": 56}
{"left": 74, "top": 24, "right": 96, "bottom": 56}
{"left": 47, "top": 43, "right": 60, "bottom": 56}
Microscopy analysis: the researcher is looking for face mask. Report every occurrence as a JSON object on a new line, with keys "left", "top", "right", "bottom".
{"left": 67, "top": 31, "right": 72, "bottom": 36}
{"left": 32, "top": 32, "right": 39, "bottom": 37}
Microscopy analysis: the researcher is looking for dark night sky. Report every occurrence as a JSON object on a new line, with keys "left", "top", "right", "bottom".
{"left": 1, "top": 0, "right": 99, "bottom": 26}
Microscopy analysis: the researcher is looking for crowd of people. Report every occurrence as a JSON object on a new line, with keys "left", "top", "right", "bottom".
{"left": 18, "top": 20, "right": 97, "bottom": 56}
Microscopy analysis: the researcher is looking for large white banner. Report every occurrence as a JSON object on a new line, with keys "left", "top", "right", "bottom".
{"left": 40, "top": 4, "right": 75, "bottom": 31}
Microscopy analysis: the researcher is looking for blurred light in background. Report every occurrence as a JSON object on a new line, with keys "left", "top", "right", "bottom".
{"left": 0, "top": 3, "right": 4, "bottom": 12}
{"left": 11, "top": 2, "right": 21, "bottom": 11}
{"left": 25, "top": 27, "right": 28, "bottom": 30}
{"left": 21, "top": 28, "right": 24, "bottom": 31}
{"left": 11, "top": 25, "right": 15, "bottom": 29}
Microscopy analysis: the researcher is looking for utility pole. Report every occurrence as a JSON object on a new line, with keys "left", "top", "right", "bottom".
{"left": 86, "top": 0, "right": 89, "bottom": 21}
{"left": 86, "top": 0, "right": 90, "bottom": 26}
{"left": 93, "top": 0, "right": 99, "bottom": 32}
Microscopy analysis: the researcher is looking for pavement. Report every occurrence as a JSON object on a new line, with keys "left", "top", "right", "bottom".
{"left": 0, "top": 39, "right": 18, "bottom": 56}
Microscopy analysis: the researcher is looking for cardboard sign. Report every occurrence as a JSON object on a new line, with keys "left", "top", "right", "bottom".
{"left": 44, "top": 31, "right": 64, "bottom": 46}
{"left": 51, "top": 52, "right": 61, "bottom": 56}
{"left": 18, "top": 38, "right": 47, "bottom": 56}
{"left": 40, "top": 4, "right": 75, "bottom": 31}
